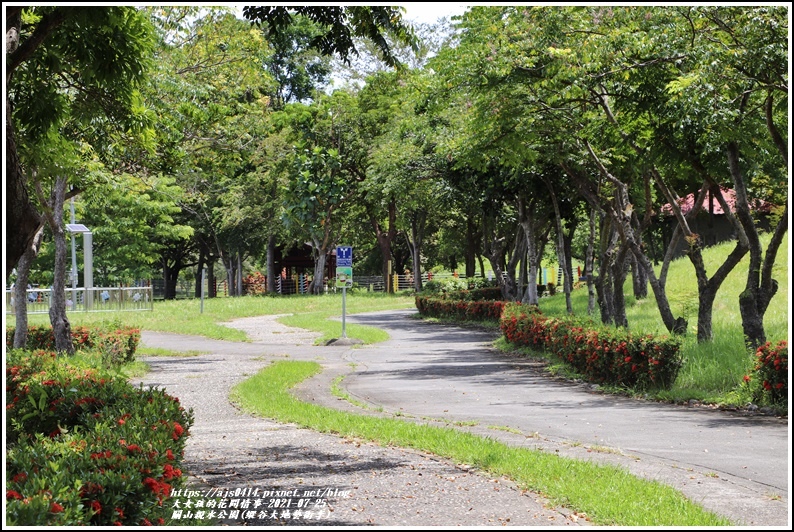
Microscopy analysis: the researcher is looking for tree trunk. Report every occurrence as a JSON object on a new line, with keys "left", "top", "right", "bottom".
{"left": 222, "top": 253, "right": 237, "bottom": 297}
{"left": 38, "top": 176, "right": 74, "bottom": 355}
{"left": 594, "top": 220, "right": 619, "bottom": 326}
{"left": 13, "top": 227, "right": 45, "bottom": 349}
{"left": 630, "top": 253, "right": 648, "bottom": 299}
{"left": 481, "top": 209, "right": 507, "bottom": 298}
{"left": 370, "top": 200, "right": 397, "bottom": 294}
{"left": 6, "top": 99, "right": 43, "bottom": 280}
{"left": 728, "top": 142, "right": 766, "bottom": 349}
{"left": 266, "top": 235, "right": 276, "bottom": 293}
{"left": 163, "top": 259, "right": 181, "bottom": 300}
{"left": 503, "top": 228, "right": 525, "bottom": 301}
{"left": 612, "top": 244, "right": 630, "bottom": 328}
{"left": 518, "top": 198, "right": 541, "bottom": 306}
{"left": 465, "top": 215, "right": 478, "bottom": 278}
{"left": 310, "top": 237, "right": 328, "bottom": 295}
{"left": 194, "top": 252, "right": 206, "bottom": 298}
{"left": 562, "top": 219, "right": 575, "bottom": 294}
{"left": 757, "top": 208, "right": 787, "bottom": 318}
{"left": 207, "top": 257, "right": 216, "bottom": 298}
{"left": 408, "top": 211, "right": 426, "bottom": 292}
{"left": 518, "top": 246, "right": 528, "bottom": 301}
{"left": 544, "top": 177, "right": 572, "bottom": 314}
{"left": 236, "top": 253, "right": 243, "bottom": 296}
{"left": 585, "top": 207, "right": 597, "bottom": 316}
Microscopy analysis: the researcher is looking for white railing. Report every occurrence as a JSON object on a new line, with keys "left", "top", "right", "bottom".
{"left": 6, "top": 286, "right": 154, "bottom": 314}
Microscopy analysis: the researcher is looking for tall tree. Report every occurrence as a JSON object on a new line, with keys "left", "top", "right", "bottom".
{"left": 6, "top": 6, "right": 155, "bottom": 280}
{"left": 242, "top": 6, "right": 417, "bottom": 69}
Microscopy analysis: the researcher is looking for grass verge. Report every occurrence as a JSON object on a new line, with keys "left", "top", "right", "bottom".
{"left": 231, "top": 360, "right": 731, "bottom": 527}
{"left": 279, "top": 312, "right": 390, "bottom": 345}
{"left": 9, "top": 292, "right": 415, "bottom": 343}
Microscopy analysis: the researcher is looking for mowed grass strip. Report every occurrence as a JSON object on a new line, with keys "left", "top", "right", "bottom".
{"left": 231, "top": 360, "right": 731, "bottom": 527}
{"left": 11, "top": 293, "right": 415, "bottom": 343}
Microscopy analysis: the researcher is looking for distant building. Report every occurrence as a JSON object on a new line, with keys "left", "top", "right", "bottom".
{"left": 660, "top": 187, "right": 776, "bottom": 259}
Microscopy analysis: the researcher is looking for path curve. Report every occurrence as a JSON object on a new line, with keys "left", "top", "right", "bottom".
{"left": 136, "top": 316, "right": 587, "bottom": 526}
{"left": 342, "top": 309, "right": 789, "bottom": 526}
{"left": 137, "top": 310, "right": 789, "bottom": 526}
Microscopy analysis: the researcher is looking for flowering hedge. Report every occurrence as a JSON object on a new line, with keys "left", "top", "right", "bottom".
{"left": 6, "top": 324, "right": 140, "bottom": 366}
{"left": 499, "top": 303, "right": 682, "bottom": 389}
{"left": 745, "top": 340, "right": 787, "bottom": 406}
{"left": 242, "top": 271, "right": 267, "bottom": 295}
{"left": 443, "top": 287, "right": 504, "bottom": 302}
{"left": 415, "top": 295, "right": 506, "bottom": 322}
{"left": 6, "top": 349, "right": 193, "bottom": 526}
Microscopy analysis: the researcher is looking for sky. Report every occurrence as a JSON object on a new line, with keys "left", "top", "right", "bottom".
{"left": 400, "top": 3, "right": 469, "bottom": 25}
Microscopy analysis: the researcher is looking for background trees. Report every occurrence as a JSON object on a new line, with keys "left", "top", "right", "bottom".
{"left": 5, "top": 5, "right": 787, "bottom": 353}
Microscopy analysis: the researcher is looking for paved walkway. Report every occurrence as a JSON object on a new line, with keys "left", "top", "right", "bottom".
{"left": 137, "top": 309, "right": 790, "bottom": 526}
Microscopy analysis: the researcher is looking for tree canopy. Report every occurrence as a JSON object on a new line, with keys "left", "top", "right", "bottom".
{"left": 5, "top": 5, "right": 787, "bottom": 351}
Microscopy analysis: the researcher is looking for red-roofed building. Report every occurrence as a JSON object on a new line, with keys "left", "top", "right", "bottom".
{"left": 660, "top": 187, "right": 777, "bottom": 258}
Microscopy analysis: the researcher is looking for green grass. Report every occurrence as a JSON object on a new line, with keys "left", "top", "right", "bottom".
{"left": 279, "top": 312, "right": 390, "bottom": 345}
{"left": 231, "top": 360, "right": 731, "bottom": 527}
{"left": 8, "top": 292, "right": 416, "bottom": 343}
{"left": 330, "top": 375, "right": 372, "bottom": 410}
{"left": 509, "top": 234, "right": 789, "bottom": 406}
{"left": 49, "top": 348, "right": 151, "bottom": 379}
{"left": 136, "top": 346, "right": 205, "bottom": 357}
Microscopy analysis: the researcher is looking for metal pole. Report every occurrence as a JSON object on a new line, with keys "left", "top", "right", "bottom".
{"left": 341, "top": 286, "right": 347, "bottom": 338}
{"left": 70, "top": 197, "right": 78, "bottom": 299}
{"left": 84, "top": 232, "right": 93, "bottom": 310}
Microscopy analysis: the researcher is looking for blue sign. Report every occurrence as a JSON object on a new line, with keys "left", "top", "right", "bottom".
{"left": 336, "top": 246, "right": 353, "bottom": 267}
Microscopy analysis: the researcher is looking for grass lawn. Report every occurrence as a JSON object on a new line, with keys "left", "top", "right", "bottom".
{"left": 8, "top": 292, "right": 416, "bottom": 344}
{"left": 533, "top": 234, "right": 789, "bottom": 406}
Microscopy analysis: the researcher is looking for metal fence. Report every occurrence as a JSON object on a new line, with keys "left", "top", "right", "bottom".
{"left": 6, "top": 286, "right": 154, "bottom": 314}
{"left": 239, "top": 273, "right": 478, "bottom": 295}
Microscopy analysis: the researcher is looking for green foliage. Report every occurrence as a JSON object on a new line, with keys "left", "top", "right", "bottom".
{"left": 283, "top": 144, "right": 345, "bottom": 236}
{"left": 423, "top": 277, "right": 468, "bottom": 294}
{"left": 242, "top": 6, "right": 418, "bottom": 69}
{"left": 9, "top": 7, "right": 156, "bottom": 143}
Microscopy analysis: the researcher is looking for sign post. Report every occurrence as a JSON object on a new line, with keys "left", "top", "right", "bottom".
{"left": 336, "top": 246, "right": 353, "bottom": 339}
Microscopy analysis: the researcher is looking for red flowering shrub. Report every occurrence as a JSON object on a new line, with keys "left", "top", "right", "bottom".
{"left": 96, "top": 327, "right": 141, "bottom": 366}
{"left": 444, "top": 287, "right": 504, "bottom": 302}
{"left": 499, "top": 303, "right": 682, "bottom": 389}
{"left": 415, "top": 295, "right": 506, "bottom": 322}
{"left": 242, "top": 271, "right": 267, "bottom": 295}
{"left": 746, "top": 340, "right": 787, "bottom": 406}
{"left": 6, "top": 325, "right": 140, "bottom": 367}
{"left": 5, "top": 349, "right": 192, "bottom": 525}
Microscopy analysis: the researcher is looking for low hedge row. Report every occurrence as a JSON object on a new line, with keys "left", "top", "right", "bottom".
{"left": 440, "top": 287, "right": 504, "bottom": 302}
{"left": 6, "top": 348, "right": 193, "bottom": 525}
{"left": 415, "top": 295, "right": 506, "bottom": 322}
{"left": 6, "top": 324, "right": 140, "bottom": 366}
{"left": 500, "top": 303, "right": 682, "bottom": 389}
{"left": 746, "top": 340, "right": 788, "bottom": 406}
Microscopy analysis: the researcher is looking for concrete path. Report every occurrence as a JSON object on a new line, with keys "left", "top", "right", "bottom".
{"left": 342, "top": 309, "right": 790, "bottom": 526}
{"left": 138, "top": 330, "right": 586, "bottom": 526}
{"left": 138, "top": 309, "right": 790, "bottom": 526}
